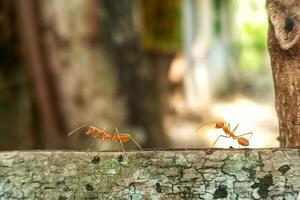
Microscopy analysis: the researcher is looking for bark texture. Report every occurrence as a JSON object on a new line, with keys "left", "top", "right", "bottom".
{"left": 266, "top": 0, "right": 300, "bottom": 147}
{"left": 0, "top": 149, "right": 299, "bottom": 199}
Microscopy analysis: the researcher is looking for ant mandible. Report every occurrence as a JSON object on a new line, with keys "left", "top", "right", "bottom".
{"left": 196, "top": 121, "right": 253, "bottom": 148}
{"left": 68, "top": 125, "right": 143, "bottom": 152}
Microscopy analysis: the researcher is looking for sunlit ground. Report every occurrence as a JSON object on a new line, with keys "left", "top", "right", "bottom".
{"left": 166, "top": 96, "right": 279, "bottom": 148}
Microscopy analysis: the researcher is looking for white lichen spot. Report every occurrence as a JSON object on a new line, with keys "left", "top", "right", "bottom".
{"left": 1, "top": 158, "right": 14, "bottom": 167}
{"left": 173, "top": 155, "right": 188, "bottom": 166}
{"left": 44, "top": 170, "right": 50, "bottom": 176}
{"left": 106, "top": 169, "right": 117, "bottom": 175}
{"left": 63, "top": 164, "right": 77, "bottom": 176}
{"left": 133, "top": 169, "right": 150, "bottom": 182}
{"left": 131, "top": 192, "right": 144, "bottom": 200}
{"left": 201, "top": 193, "right": 214, "bottom": 199}
{"left": 252, "top": 188, "right": 261, "bottom": 199}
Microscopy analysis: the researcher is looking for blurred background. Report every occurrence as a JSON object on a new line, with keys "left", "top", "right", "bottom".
{"left": 0, "top": 0, "right": 278, "bottom": 151}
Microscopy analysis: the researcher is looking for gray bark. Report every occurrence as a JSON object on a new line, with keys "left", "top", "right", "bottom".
{"left": 0, "top": 149, "right": 299, "bottom": 199}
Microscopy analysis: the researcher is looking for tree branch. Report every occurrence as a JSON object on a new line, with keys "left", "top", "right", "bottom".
{"left": 0, "top": 149, "right": 299, "bottom": 199}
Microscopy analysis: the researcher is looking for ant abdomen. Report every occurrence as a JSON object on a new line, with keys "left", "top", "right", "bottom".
{"left": 237, "top": 137, "right": 249, "bottom": 146}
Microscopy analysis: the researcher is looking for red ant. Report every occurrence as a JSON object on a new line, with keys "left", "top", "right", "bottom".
{"left": 196, "top": 121, "right": 253, "bottom": 148}
{"left": 68, "top": 125, "right": 143, "bottom": 152}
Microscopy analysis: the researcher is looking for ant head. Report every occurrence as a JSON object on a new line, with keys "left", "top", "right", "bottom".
{"left": 86, "top": 127, "right": 98, "bottom": 136}
{"left": 215, "top": 122, "right": 225, "bottom": 128}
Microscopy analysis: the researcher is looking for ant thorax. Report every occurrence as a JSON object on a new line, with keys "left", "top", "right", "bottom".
{"left": 97, "top": 129, "right": 110, "bottom": 139}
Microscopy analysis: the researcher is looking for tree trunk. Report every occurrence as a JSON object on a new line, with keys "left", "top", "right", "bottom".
{"left": 266, "top": 0, "right": 300, "bottom": 147}
{"left": 16, "top": 0, "right": 65, "bottom": 149}
{"left": 0, "top": 149, "right": 299, "bottom": 199}
{"left": 0, "top": 1, "right": 35, "bottom": 150}
{"left": 101, "top": 0, "right": 168, "bottom": 148}
{"left": 25, "top": 0, "right": 125, "bottom": 149}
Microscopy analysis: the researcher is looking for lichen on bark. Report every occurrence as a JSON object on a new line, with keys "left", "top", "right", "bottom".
{"left": 0, "top": 149, "right": 299, "bottom": 199}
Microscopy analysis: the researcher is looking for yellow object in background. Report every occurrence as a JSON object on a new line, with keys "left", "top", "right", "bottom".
{"left": 141, "top": 0, "right": 182, "bottom": 53}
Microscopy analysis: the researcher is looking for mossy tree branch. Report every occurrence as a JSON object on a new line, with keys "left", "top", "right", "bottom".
{"left": 0, "top": 149, "right": 299, "bottom": 199}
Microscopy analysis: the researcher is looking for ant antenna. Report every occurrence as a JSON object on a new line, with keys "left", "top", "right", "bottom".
{"left": 68, "top": 124, "right": 90, "bottom": 136}
{"left": 195, "top": 121, "right": 219, "bottom": 133}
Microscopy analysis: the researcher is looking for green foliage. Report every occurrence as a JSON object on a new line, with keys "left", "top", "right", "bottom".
{"left": 233, "top": 0, "right": 268, "bottom": 72}
{"left": 239, "top": 23, "right": 267, "bottom": 71}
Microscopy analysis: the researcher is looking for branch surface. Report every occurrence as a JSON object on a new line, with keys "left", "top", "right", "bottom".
{"left": 0, "top": 149, "right": 299, "bottom": 199}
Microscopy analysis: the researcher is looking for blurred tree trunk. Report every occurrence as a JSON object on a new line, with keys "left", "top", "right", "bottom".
{"left": 101, "top": 0, "right": 169, "bottom": 147}
{"left": 0, "top": 0, "right": 128, "bottom": 150}
{"left": 0, "top": 1, "right": 35, "bottom": 150}
{"left": 32, "top": 0, "right": 126, "bottom": 149}
{"left": 141, "top": 0, "right": 182, "bottom": 114}
{"left": 16, "top": 0, "right": 117, "bottom": 149}
{"left": 266, "top": 0, "right": 300, "bottom": 147}
{"left": 16, "top": 0, "right": 65, "bottom": 148}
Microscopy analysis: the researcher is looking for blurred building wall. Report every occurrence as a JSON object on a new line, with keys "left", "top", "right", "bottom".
{"left": 183, "top": 0, "right": 235, "bottom": 114}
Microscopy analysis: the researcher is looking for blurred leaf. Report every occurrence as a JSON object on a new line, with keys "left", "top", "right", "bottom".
{"left": 141, "top": 0, "right": 182, "bottom": 53}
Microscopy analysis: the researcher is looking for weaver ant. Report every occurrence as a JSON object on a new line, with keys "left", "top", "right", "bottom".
{"left": 196, "top": 121, "right": 253, "bottom": 148}
{"left": 68, "top": 125, "right": 143, "bottom": 152}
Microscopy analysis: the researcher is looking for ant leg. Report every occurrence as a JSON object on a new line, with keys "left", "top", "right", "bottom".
{"left": 88, "top": 135, "right": 101, "bottom": 151}
{"left": 98, "top": 139, "right": 105, "bottom": 152}
{"left": 110, "top": 129, "right": 117, "bottom": 150}
{"left": 211, "top": 135, "right": 230, "bottom": 148}
{"left": 227, "top": 123, "right": 231, "bottom": 131}
{"left": 87, "top": 142, "right": 96, "bottom": 152}
{"left": 195, "top": 122, "right": 216, "bottom": 133}
{"left": 248, "top": 132, "right": 253, "bottom": 142}
{"left": 236, "top": 132, "right": 253, "bottom": 148}
{"left": 128, "top": 135, "right": 143, "bottom": 151}
{"left": 232, "top": 123, "right": 240, "bottom": 133}
{"left": 115, "top": 128, "right": 126, "bottom": 153}
{"left": 67, "top": 124, "right": 90, "bottom": 136}
{"left": 237, "top": 132, "right": 253, "bottom": 141}
{"left": 95, "top": 139, "right": 105, "bottom": 158}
